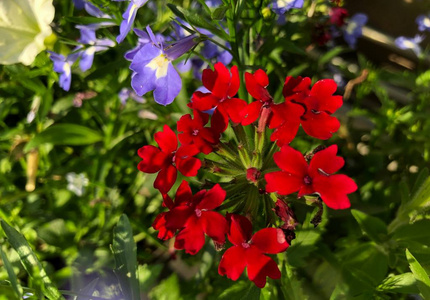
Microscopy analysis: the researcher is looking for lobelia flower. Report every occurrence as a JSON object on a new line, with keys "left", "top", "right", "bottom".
{"left": 164, "top": 183, "right": 228, "bottom": 255}
{"left": 416, "top": 14, "right": 430, "bottom": 32}
{"left": 48, "top": 51, "right": 81, "bottom": 91}
{"left": 265, "top": 145, "right": 357, "bottom": 209}
{"left": 130, "top": 26, "right": 199, "bottom": 106}
{"left": 118, "top": 87, "right": 145, "bottom": 105}
{"left": 189, "top": 62, "right": 247, "bottom": 133}
{"left": 0, "top": 0, "right": 55, "bottom": 66}
{"left": 395, "top": 35, "right": 424, "bottom": 56}
{"left": 271, "top": 0, "right": 304, "bottom": 15}
{"left": 137, "top": 125, "right": 201, "bottom": 194}
{"left": 77, "top": 1, "right": 116, "bottom": 30}
{"left": 218, "top": 214, "right": 289, "bottom": 288}
{"left": 205, "top": 0, "right": 222, "bottom": 7}
{"left": 177, "top": 110, "right": 220, "bottom": 155}
{"left": 343, "top": 13, "right": 368, "bottom": 49}
{"left": 76, "top": 25, "right": 115, "bottom": 72}
{"left": 116, "top": 0, "right": 149, "bottom": 43}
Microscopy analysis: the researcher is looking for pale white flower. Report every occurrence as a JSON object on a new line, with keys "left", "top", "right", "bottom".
{"left": 66, "top": 172, "right": 89, "bottom": 197}
{"left": 0, "top": 0, "right": 55, "bottom": 66}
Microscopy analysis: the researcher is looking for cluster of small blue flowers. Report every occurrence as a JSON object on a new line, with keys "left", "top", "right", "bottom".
{"left": 394, "top": 14, "right": 430, "bottom": 56}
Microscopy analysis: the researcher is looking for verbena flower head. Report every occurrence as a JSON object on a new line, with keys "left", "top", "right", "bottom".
{"left": 218, "top": 214, "right": 289, "bottom": 288}
{"left": 116, "top": 0, "right": 149, "bottom": 43}
{"left": 416, "top": 14, "right": 430, "bottom": 32}
{"left": 130, "top": 26, "right": 199, "bottom": 105}
{"left": 395, "top": 35, "right": 424, "bottom": 56}
{"left": 0, "top": 0, "right": 55, "bottom": 66}
{"left": 76, "top": 25, "right": 115, "bottom": 71}
{"left": 271, "top": 0, "right": 304, "bottom": 15}
{"left": 48, "top": 51, "right": 81, "bottom": 91}
{"left": 343, "top": 13, "right": 368, "bottom": 49}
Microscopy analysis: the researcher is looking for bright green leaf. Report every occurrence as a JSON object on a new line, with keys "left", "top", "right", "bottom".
{"left": 351, "top": 209, "right": 388, "bottom": 243}
{"left": 0, "top": 247, "right": 23, "bottom": 298}
{"left": 406, "top": 249, "right": 430, "bottom": 299}
{"left": 376, "top": 273, "right": 418, "bottom": 294}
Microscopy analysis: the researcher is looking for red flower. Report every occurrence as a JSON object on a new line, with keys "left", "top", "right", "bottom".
{"left": 189, "top": 62, "right": 247, "bottom": 132}
{"left": 218, "top": 214, "right": 289, "bottom": 288}
{"left": 152, "top": 180, "right": 192, "bottom": 240}
{"left": 177, "top": 110, "right": 219, "bottom": 155}
{"left": 165, "top": 183, "right": 228, "bottom": 255}
{"left": 265, "top": 145, "right": 357, "bottom": 209}
{"left": 270, "top": 77, "right": 342, "bottom": 146}
{"left": 137, "top": 125, "right": 201, "bottom": 194}
{"left": 330, "top": 7, "right": 348, "bottom": 27}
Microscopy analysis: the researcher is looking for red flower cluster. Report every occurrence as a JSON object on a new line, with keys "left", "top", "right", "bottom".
{"left": 137, "top": 62, "right": 357, "bottom": 288}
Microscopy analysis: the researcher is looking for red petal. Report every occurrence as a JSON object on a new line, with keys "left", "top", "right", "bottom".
{"left": 241, "top": 101, "right": 263, "bottom": 126}
{"left": 265, "top": 171, "right": 303, "bottom": 195}
{"left": 254, "top": 69, "right": 269, "bottom": 87}
{"left": 228, "top": 65, "right": 240, "bottom": 98}
{"left": 270, "top": 121, "right": 300, "bottom": 146}
{"left": 283, "top": 76, "right": 311, "bottom": 97}
{"left": 165, "top": 205, "right": 193, "bottom": 230}
{"left": 177, "top": 114, "right": 193, "bottom": 134}
{"left": 193, "top": 110, "right": 209, "bottom": 126}
{"left": 251, "top": 228, "right": 289, "bottom": 254}
{"left": 309, "top": 145, "right": 344, "bottom": 176}
{"left": 211, "top": 107, "right": 229, "bottom": 133}
{"left": 190, "top": 92, "right": 219, "bottom": 111}
{"left": 152, "top": 212, "right": 175, "bottom": 240}
{"left": 228, "top": 214, "right": 253, "bottom": 246}
{"left": 218, "top": 245, "right": 247, "bottom": 280}
{"left": 246, "top": 246, "right": 281, "bottom": 288}
{"left": 223, "top": 98, "right": 248, "bottom": 124}
{"left": 197, "top": 184, "right": 226, "bottom": 210}
{"left": 312, "top": 174, "right": 357, "bottom": 209}
{"left": 154, "top": 164, "right": 177, "bottom": 194}
{"left": 199, "top": 127, "right": 217, "bottom": 144}
{"left": 137, "top": 145, "right": 166, "bottom": 173}
{"left": 245, "top": 70, "right": 271, "bottom": 101}
{"left": 300, "top": 111, "right": 340, "bottom": 140}
{"left": 174, "top": 216, "right": 205, "bottom": 255}
{"left": 273, "top": 146, "right": 308, "bottom": 176}
{"left": 174, "top": 180, "right": 193, "bottom": 206}
{"left": 176, "top": 156, "right": 201, "bottom": 177}
{"left": 201, "top": 211, "right": 228, "bottom": 243}
{"left": 308, "top": 79, "right": 343, "bottom": 113}
{"left": 206, "top": 62, "right": 231, "bottom": 99}
{"left": 154, "top": 125, "right": 177, "bottom": 154}
{"left": 162, "top": 193, "right": 174, "bottom": 209}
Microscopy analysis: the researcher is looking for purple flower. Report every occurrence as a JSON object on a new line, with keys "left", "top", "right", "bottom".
{"left": 74, "top": 1, "right": 115, "bottom": 29}
{"left": 72, "top": 0, "right": 85, "bottom": 10}
{"left": 416, "top": 14, "right": 430, "bottom": 32}
{"left": 129, "top": 26, "right": 199, "bottom": 106}
{"left": 271, "top": 0, "right": 304, "bottom": 14}
{"left": 395, "top": 35, "right": 424, "bottom": 56}
{"left": 76, "top": 25, "right": 115, "bottom": 71}
{"left": 48, "top": 51, "right": 80, "bottom": 91}
{"left": 206, "top": 0, "right": 222, "bottom": 7}
{"left": 343, "top": 13, "right": 368, "bottom": 49}
{"left": 118, "top": 88, "right": 145, "bottom": 105}
{"left": 116, "top": 0, "right": 149, "bottom": 43}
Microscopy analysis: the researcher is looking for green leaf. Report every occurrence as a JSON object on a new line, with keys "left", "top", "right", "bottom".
{"left": 65, "top": 16, "right": 117, "bottom": 25}
{"left": 111, "top": 214, "right": 140, "bottom": 300}
{"left": 212, "top": 5, "right": 229, "bottom": 20}
{"left": 138, "top": 264, "right": 163, "bottom": 293}
{"left": 149, "top": 274, "right": 182, "bottom": 300}
{"left": 406, "top": 249, "right": 430, "bottom": 299}
{"left": 1, "top": 221, "right": 63, "bottom": 300}
{"left": 318, "top": 46, "right": 347, "bottom": 66}
{"left": 376, "top": 273, "right": 418, "bottom": 294}
{"left": 0, "top": 247, "right": 23, "bottom": 298}
{"left": 24, "top": 124, "right": 103, "bottom": 152}
{"left": 351, "top": 209, "right": 388, "bottom": 243}
{"left": 280, "top": 263, "right": 307, "bottom": 300}
{"left": 392, "top": 220, "right": 430, "bottom": 245}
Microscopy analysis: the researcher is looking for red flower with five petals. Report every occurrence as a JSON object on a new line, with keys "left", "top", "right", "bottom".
{"left": 265, "top": 145, "right": 357, "bottom": 209}
{"left": 137, "top": 125, "right": 201, "bottom": 194}
{"left": 165, "top": 183, "right": 228, "bottom": 255}
{"left": 189, "top": 62, "right": 247, "bottom": 132}
{"left": 177, "top": 110, "right": 219, "bottom": 155}
{"left": 218, "top": 214, "right": 289, "bottom": 288}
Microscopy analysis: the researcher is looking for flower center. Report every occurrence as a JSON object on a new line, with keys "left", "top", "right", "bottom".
{"left": 304, "top": 175, "right": 312, "bottom": 185}
{"left": 192, "top": 129, "right": 199, "bottom": 136}
{"left": 195, "top": 208, "right": 202, "bottom": 217}
{"left": 241, "top": 242, "right": 250, "bottom": 248}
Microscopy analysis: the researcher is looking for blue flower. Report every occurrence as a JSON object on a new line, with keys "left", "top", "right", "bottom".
{"left": 76, "top": 25, "right": 115, "bottom": 71}
{"left": 343, "top": 13, "right": 368, "bottom": 49}
{"left": 395, "top": 35, "right": 424, "bottom": 56}
{"left": 130, "top": 26, "right": 199, "bottom": 105}
{"left": 125, "top": 29, "right": 165, "bottom": 61}
{"left": 48, "top": 51, "right": 80, "bottom": 91}
{"left": 416, "top": 14, "right": 430, "bottom": 32}
{"left": 271, "top": 0, "right": 304, "bottom": 15}
{"left": 118, "top": 88, "right": 145, "bottom": 105}
{"left": 116, "top": 0, "right": 149, "bottom": 43}
{"left": 206, "top": 0, "right": 222, "bottom": 7}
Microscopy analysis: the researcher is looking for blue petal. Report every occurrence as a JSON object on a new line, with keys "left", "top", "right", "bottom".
{"left": 153, "top": 64, "right": 182, "bottom": 106}
{"left": 117, "top": 2, "right": 139, "bottom": 43}
{"left": 131, "top": 67, "right": 157, "bottom": 97}
{"left": 130, "top": 43, "right": 161, "bottom": 73}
